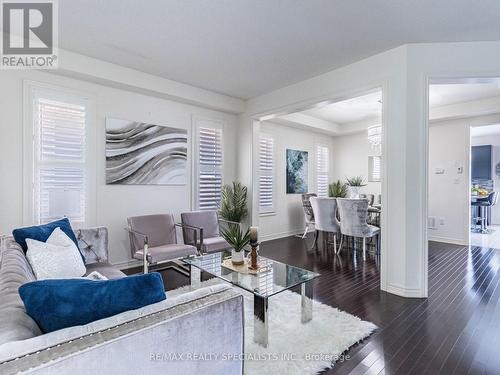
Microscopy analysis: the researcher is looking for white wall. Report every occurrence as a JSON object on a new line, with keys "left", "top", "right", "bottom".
{"left": 427, "top": 117, "right": 500, "bottom": 245}
{"left": 0, "top": 69, "right": 238, "bottom": 266}
{"left": 332, "top": 131, "right": 382, "bottom": 196}
{"left": 259, "top": 121, "right": 335, "bottom": 240}
{"left": 428, "top": 122, "right": 470, "bottom": 245}
{"left": 242, "top": 45, "right": 410, "bottom": 296}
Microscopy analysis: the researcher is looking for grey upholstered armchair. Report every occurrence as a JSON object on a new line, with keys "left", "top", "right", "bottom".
{"left": 126, "top": 214, "right": 198, "bottom": 274}
{"left": 180, "top": 210, "right": 239, "bottom": 254}
{"left": 310, "top": 197, "right": 340, "bottom": 252}
{"left": 336, "top": 198, "right": 380, "bottom": 257}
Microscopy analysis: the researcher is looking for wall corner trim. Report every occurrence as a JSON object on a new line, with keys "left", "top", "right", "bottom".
{"left": 384, "top": 283, "right": 428, "bottom": 298}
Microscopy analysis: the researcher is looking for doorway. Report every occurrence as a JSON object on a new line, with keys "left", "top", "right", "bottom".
{"left": 427, "top": 78, "right": 500, "bottom": 249}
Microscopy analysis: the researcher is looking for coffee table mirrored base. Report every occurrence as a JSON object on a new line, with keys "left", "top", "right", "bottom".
{"left": 189, "top": 266, "right": 314, "bottom": 348}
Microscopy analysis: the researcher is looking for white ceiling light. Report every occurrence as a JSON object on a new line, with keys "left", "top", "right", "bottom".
{"left": 367, "top": 125, "right": 382, "bottom": 151}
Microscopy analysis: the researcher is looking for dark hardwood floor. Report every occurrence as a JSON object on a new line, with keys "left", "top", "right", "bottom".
{"left": 125, "top": 236, "right": 500, "bottom": 375}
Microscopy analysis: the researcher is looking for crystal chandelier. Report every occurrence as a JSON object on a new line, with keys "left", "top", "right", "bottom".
{"left": 367, "top": 125, "right": 382, "bottom": 151}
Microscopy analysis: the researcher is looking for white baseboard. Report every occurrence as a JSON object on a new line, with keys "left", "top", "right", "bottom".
{"left": 428, "top": 235, "right": 468, "bottom": 246}
{"left": 384, "top": 283, "right": 427, "bottom": 298}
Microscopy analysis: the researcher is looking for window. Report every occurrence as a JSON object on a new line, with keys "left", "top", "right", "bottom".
{"left": 32, "top": 91, "right": 87, "bottom": 225}
{"left": 368, "top": 156, "right": 381, "bottom": 182}
{"left": 316, "top": 145, "right": 329, "bottom": 197}
{"left": 259, "top": 136, "right": 274, "bottom": 213}
{"left": 195, "top": 120, "right": 223, "bottom": 210}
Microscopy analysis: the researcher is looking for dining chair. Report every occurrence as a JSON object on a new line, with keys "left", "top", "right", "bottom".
{"left": 126, "top": 214, "right": 198, "bottom": 274}
{"left": 300, "top": 193, "right": 317, "bottom": 239}
{"left": 180, "top": 210, "right": 239, "bottom": 254}
{"left": 310, "top": 197, "right": 340, "bottom": 253}
{"left": 336, "top": 198, "right": 380, "bottom": 258}
{"left": 360, "top": 194, "right": 375, "bottom": 206}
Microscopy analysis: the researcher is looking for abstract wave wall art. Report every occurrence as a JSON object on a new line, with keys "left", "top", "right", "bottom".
{"left": 106, "top": 118, "right": 188, "bottom": 185}
{"left": 286, "top": 149, "right": 308, "bottom": 194}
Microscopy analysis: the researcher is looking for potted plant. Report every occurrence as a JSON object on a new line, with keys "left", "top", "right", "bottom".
{"left": 219, "top": 182, "right": 248, "bottom": 223}
{"left": 328, "top": 180, "right": 348, "bottom": 198}
{"left": 220, "top": 223, "right": 250, "bottom": 265}
{"left": 346, "top": 176, "right": 367, "bottom": 198}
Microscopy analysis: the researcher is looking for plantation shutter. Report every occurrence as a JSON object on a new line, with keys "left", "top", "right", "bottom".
{"left": 197, "top": 126, "right": 223, "bottom": 210}
{"left": 316, "top": 145, "right": 329, "bottom": 197}
{"left": 259, "top": 137, "right": 274, "bottom": 213}
{"left": 369, "top": 156, "right": 381, "bottom": 182}
{"left": 33, "top": 96, "right": 86, "bottom": 224}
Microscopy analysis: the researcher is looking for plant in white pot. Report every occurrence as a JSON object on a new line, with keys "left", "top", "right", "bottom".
{"left": 220, "top": 223, "right": 250, "bottom": 265}
{"left": 346, "top": 176, "right": 367, "bottom": 198}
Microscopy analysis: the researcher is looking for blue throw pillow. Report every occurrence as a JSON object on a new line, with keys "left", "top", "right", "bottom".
{"left": 12, "top": 218, "right": 83, "bottom": 260}
{"left": 19, "top": 273, "right": 166, "bottom": 333}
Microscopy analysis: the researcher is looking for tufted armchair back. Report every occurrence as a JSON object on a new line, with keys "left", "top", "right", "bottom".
{"left": 336, "top": 198, "right": 373, "bottom": 237}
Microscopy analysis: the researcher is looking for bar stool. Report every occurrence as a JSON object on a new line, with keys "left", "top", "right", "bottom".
{"left": 472, "top": 192, "right": 499, "bottom": 233}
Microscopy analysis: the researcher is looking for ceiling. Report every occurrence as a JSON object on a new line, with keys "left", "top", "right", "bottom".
{"left": 471, "top": 124, "right": 500, "bottom": 136}
{"left": 430, "top": 82, "right": 500, "bottom": 107}
{"left": 59, "top": 0, "right": 500, "bottom": 99}
{"left": 302, "top": 91, "right": 382, "bottom": 125}
{"left": 299, "top": 83, "right": 500, "bottom": 125}
{"left": 272, "top": 81, "right": 500, "bottom": 134}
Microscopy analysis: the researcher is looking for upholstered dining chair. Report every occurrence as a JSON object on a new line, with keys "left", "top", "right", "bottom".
{"left": 126, "top": 214, "right": 198, "bottom": 274}
{"left": 309, "top": 197, "right": 340, "bottom": 253}
{"left": 336, "top": 198, "right": 380, "bottom": 258}
{"left": 180, "top": 210, "right": 239, "bottom": 254}
{"left": 300, "top": 193, "right": 317, "bottom": 239}
{"left": 359, "top": 194, "right": 375, "bottom": 206}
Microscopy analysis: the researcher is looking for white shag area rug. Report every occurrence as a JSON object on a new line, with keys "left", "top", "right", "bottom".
{"left": 170, "top": 279, "right": 376, "bottom": 375}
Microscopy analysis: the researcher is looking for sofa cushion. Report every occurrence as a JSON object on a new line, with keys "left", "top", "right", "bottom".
{"left": 12, "top": 218, "right": 84, "bottom": 262}
{"left": 26, "top": 228, "right": 86, "bottom": 280}
{"left": 19, "top": 273, "right": 166, "bottom": 333}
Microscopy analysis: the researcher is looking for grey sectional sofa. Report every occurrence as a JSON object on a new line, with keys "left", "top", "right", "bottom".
{"left": 0, "top": 227, "right": 244, "bottom": 375}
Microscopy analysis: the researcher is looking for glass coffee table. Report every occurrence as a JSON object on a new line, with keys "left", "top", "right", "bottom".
{"left": 183, "top": 251, "right": 320, "bottom": 347}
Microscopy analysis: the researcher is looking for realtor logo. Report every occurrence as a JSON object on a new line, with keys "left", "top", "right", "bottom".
{"left": 1, "top": 0, "right": 58, "bottom": 69}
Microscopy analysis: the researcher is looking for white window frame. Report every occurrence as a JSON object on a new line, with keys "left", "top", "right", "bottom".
{"left": 259, "top": 135, "right": 275, "bottom": 214}
{"left": 23, "top": 81, "right": 96, "bottom": 227}
{"left": 315, "top": 144, "right": 330, "bottom": 197}
{"left": 192, "top": 116, "right": 224, "bottom": 211}
{"left": 368, "top": 155, "right": 382, "bottom": 182}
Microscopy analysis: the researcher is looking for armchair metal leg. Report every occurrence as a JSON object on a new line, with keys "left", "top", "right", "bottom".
{"left": 338, "top": 235, "right": 344, "bottom": 254}
{"left": 311, "top": 230, "right": 319, "bottom": 249}
{"left": 333, "top": 234, "right": 337, "bottom": 254}
{"left": 302, "top": 225, "right": 309, "bottom": 239}
{"left": 143, "top": 243, "right": 149, "bottom": 274}
{"left": 362, "top": 238, "right": 366, "bottom": 260}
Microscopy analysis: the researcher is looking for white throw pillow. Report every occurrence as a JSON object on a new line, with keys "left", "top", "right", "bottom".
{"left": 26, "top": 227, "right": 86, "bottom": 280}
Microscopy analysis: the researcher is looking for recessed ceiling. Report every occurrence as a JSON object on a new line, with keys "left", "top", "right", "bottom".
{"left": 430, "top": 82, "right": 500, "bottom": 107}
{"left": 471, "top": 124, "right": 500, "bottom": 136}
{"left": 59, "top": 0, "right": 500, "bottom": 99}
{"left": 302, "top": 91, "right": 382, "bottom": 124}
{"left": 300, "top": 82, "right": 500, "bottom": 125}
